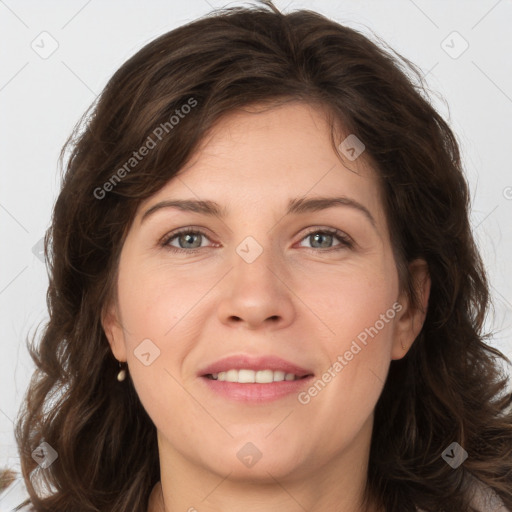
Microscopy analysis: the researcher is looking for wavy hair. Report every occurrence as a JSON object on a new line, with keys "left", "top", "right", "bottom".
{"left": 14, "top": 1, "right": 512, "bottom": 511}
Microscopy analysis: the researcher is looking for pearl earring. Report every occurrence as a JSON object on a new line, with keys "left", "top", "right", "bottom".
{"left": 117, "top": 362, "right": 127, "bottom": 382}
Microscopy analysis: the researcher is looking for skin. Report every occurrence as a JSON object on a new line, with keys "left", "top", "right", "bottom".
{"left": 102, "top": 101, "right": 430, "bottom": 512}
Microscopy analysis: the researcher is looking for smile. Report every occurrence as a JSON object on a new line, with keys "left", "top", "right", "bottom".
{"left": 206, "top": 369, "right": 307, "bottom": 383}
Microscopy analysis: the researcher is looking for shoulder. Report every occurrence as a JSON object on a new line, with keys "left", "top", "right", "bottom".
{"left": 416, "top": 477, "right": 510, "bottom": 512}
{"left": 469, "top": 478, "right": 510, "bottom": 512}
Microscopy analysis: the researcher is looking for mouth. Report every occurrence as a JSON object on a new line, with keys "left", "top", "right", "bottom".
{"left": 198, "top": 354, "right": 314, "bottom": 402}
{"left": 204, "top": 370, "right": 310, "bottom": 383}
{"left": 199, "top": 354, "right": 314, "bottom": 381}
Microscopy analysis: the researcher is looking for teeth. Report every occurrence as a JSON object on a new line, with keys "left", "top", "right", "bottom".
{"left": 211, "top": 369, "right": 300, "bottom": 383}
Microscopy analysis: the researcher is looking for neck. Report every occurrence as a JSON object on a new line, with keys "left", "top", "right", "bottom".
{"left": 149, "top": 482, "right": 382, "bottom": 512}
{"left": 147, "top": 415, "right": 381, "bottom": 512}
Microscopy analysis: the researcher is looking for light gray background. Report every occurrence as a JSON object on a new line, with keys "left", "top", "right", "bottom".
{"left": 1, "top": 0, "right": 511, "bottom": 498}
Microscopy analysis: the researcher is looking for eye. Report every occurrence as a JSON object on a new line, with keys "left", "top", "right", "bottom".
{"left": 161, "top": 228, "right": 214, "bottom": 252}
{"left": 160, "top": 227, "right": 354, "bottom": 253}
{"left": 297, "top": 228, "right": 354, "bottom": 251}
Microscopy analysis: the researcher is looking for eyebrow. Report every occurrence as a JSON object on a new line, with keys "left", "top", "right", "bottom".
{"left": 140, "top": 196, "right": 377, "bottom": 228}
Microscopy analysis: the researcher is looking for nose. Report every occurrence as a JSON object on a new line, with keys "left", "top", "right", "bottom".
{"left": 216, "top": 243, "right": 296, "bottom": 331}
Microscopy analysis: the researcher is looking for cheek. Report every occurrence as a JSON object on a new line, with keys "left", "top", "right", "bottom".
{"left": 297, "top": 259, "right": 398, "bottom": 411}
{"left": 115, "top": 258, "right": 212, "bottom": 415}
{"left": 116, "top": 256, "right": 203, "bottom": 341}
{"left": 297, "top": 301, "right": 396, "bottom": 457}
{"left": 299, "top": 255, "right": 399, "bottom": 346}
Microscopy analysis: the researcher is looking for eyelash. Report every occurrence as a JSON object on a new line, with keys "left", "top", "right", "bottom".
{"left": 160, "top": 227, "right": 354, "bottom": 254}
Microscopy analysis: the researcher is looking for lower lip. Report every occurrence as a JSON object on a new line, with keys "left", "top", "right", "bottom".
{"left": 200, "top": 375, "right": 314, "bottom": 403}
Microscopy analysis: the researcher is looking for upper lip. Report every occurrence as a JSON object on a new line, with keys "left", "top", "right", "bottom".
{"left": 199, "top": 355, "right": 314, "bottom": 378}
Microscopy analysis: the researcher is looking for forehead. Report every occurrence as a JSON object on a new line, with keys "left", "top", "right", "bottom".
{"left": 137, "top": 101, "right": 385, "bottom": 225}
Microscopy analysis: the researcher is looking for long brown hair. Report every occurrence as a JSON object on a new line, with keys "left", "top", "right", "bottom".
{"left": 14, "top": 1, "right": 512, "bottom": 511}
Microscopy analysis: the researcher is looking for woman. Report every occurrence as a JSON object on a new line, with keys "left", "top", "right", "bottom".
{"left": 14, "top": 1, "right": 512, "bottom": 511}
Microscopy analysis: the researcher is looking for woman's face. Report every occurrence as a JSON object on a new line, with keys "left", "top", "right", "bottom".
{"left": 103, "top": 101, "right": 428, "bottom": 486}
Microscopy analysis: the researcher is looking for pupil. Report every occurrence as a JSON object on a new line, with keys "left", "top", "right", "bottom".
{"left": 313, "top": 233, "right": 331, "bottom": 248}
{"left": 182, "top": 233, "right": 199, "bottom": 248}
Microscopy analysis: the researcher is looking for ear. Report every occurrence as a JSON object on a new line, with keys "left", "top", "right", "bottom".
{"left": 101, "top": 300, "right": 128, "bottom": 362}
{"left": 391, "top": 259, "right": 431, "bottom": 360}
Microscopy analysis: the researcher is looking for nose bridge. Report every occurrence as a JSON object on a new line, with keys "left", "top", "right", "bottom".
{"left": 232, "top": 233, "right": 280, "bottom": 297}
{"left": 216, "top": 232, "right": 295, "bottom": 329}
